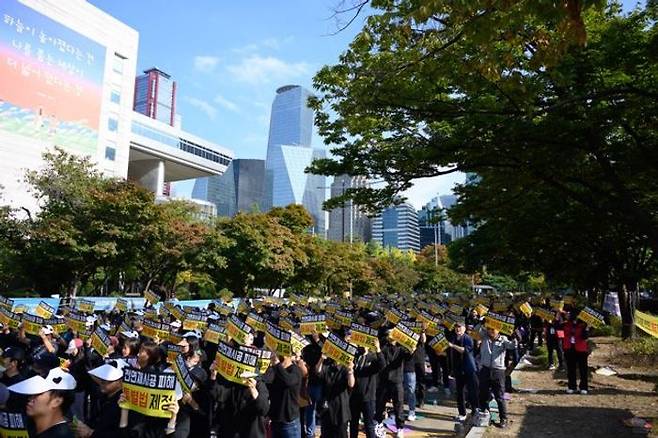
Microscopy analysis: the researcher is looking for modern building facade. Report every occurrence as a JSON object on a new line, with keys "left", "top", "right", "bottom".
{"left": 264, "top": 85, "right": 326, "bottom": 233}
{"left": 418, "top": 197, "right": 451, "bottom": 248}
{"left": 192, "top": 158, "right": 266, "bottom": 217}
{"left": 328, "top": 175, "right": 371, "bottom": 243}
{"left": 0, "top": 0, "right": 233, "bottom": 212}
{"left": 134, "top": 67, "right": 177, "bottom": 127}
{"left": 372, "top": 203, "right": 420, "bottom": 251}
{"left": 0, "top": 0, "right": 138, "bottom": 212}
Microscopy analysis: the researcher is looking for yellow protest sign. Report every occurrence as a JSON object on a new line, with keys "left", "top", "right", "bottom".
{"left": 428, "top": 333, "right": 449, "bottom": 354}
{"left": 115, "top": 299, "right": 128, "bottom": 313}
{"left": 239, "top": 345, "right": 272, "bottom": 374}
{"left": 141, "top": 319, "right": 169, "bottom": 340}
{"left": 515, "top": 302, "right": 533, "bottom": 318}
{"left": 385, "top": 308, "right": 405, "bottom": 325}
{"left": 474, "top": 304, "right": 489, "bottom": 317}
{"left": 203, "top": 324, "right": 227, "bottom": 344}
{"left": 0, "top": 411, "right": 29, "bottom": 438}
{"left": 21, "top": 314, "right": 44, "bottom": 336}
{"left": 144, "top": 291, "right": 160, "bottom": 306}
{"left": 0, "top": 296, "right": 14, "bottom": 310}
{"left": 91, "top": 326, "right": 111, "bottom": 357}
{"left": 245, "top": 312, "right": 267, "bottom": 332}
{"left": 279, "top": 318, "right": 294, "bottom": 332}
{"left": 321, "top": 332, "right": 357, "bottom": 367}
{"left": 484, "top": 312, "right": 515, "bottom": 336}
{"left": 635, "top": 310, "right": 658, "bottom": 338}
{"left": 0, "top": 307, "right": 20, "bottom": 329}
{"left": 290, "top": 331, "right": 309, "bottom": 354}
{"left": 300, "top": 314, "right": 326, "bottom": 335}
{"left": 173, "top": 354, "right": 195, "bottom": 393}
{"left": 350, "top": 322, "right": 378, "bottom": 350}
{"left": 227, "top": 315, "right": 253, "bottom": 345}
{"left": 215, "top": 342, "right": 259, "bottom": 385}
{"left": 335, "top": 310, "right": 352, "bottom": 327}
{"left": 182, "top": 312, "right": 207, "bottom": 331}
{"left": 550, "top": 299, "right": 564, "bottom": 311}
{"left": 534, "top": 307, "right": 554, "bottom": 322}
{"left": 265, "top": 322, "right": 293, "bottom": 356}
{"left": 120, "top": 367, "right": 177, "bottom": 418}
{"left": 166, "top": 344, "right": 184, "bottom": 364}
{"left": 390, "top": 322, "right": 420, "bottom": 353}
{"left": 35, "top": 301, "right": 55, "bottom": 319}
{"left": 77, "top": 299, "right": 95, "bottom": 314}
{"left": 577, "top": 307, "right": 605, "bottom": 328}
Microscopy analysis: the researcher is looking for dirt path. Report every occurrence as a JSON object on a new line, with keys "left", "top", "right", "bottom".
{"left": 484, "top": 337, "right": 658, "bottom": 438}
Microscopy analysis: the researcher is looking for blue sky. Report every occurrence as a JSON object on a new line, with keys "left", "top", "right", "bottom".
{"left": 89, "top": 0, "right": 642, "bottom": 209}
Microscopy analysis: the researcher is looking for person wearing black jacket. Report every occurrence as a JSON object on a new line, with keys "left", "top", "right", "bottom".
{"left": 208, "top": 369, "right": 270, "bottom": 438}
{"left": 315, "top": 352, "right": 355, "bottom": 438}
{"left": 263, "top": 353, "right": 303, "bottom": 438}
{"left": 301, "top": 333, "right": 323, "bottom": 438}
{"left": 375, "top": 330, "right": 411, "bottom": 438}
{"left": 349, "top": 339, "right": 385, "bottom": 438}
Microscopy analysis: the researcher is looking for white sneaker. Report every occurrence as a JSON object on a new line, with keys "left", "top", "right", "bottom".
{"left": 566, "top": 389, "right": 575, "bottom": 394}
{"left": 455, "top": 415, "right": 467, "bottom": 422}
{"left": 548, "top": 365, "right": 557, "bottom": 370}
{"left": 407, "top": 412, "right": 416, "bottom": 422}
{"left": 580, "top": 390, "right": 588, "bottom": 395}
{"left": 375, "top": 423, "right": 387, "bottom": 438}
{"left": 427, "top": 386, "right": 439, "bottom": 392}
{"left": 396, "top": 430, "right": 405, "bottom": 438}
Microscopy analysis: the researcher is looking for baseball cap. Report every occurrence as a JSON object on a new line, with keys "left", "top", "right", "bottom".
{"left": 182, "top": 331, "right": 201, "bottom": 339}
{"left": 89, "top": 359, "right": 129, "bottom": 382}
{"left": 9, "top": 367, "right": 76, "bottom": 394}
{"left": 41, "top": 325, "right": 54, "bottom": 335}
{"left": 65, "top": 338, "right": 83, "bottom": 355}
{"left": 121, "top": 330, "right": 139, "bottom": 339}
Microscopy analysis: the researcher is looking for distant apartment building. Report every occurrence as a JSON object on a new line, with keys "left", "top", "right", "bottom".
{"left": 327, "top": 175, "right": 371, "bottom": 242}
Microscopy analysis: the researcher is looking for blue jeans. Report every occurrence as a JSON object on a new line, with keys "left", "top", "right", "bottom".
{"left": 272, "top": 418, "right": 301, "bottom": 438}
{"left": 403, "top": 371, "right": 417, "bottom": 413}
{"left": 304, "top": 383, "right": 322, "bottom": 438}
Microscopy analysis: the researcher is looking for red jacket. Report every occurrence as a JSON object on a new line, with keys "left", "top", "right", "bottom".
{"left": 562, "top": 320, "right": 589, "bottom": 353}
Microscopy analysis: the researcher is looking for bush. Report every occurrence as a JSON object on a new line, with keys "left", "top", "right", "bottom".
{"left": 626, "top": 336, "right": 658, "bottom": 357}
{"left": 590, "top": 316, "right": 622, "bottom": 337}
{"left": 529, "top": 345, "right": 549, "bottom": 367}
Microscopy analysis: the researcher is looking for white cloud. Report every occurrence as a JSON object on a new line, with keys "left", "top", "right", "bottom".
{"left": 214, "top": 94, "right": 240, "bottom": 113}
{"left": 184, "top": 96, "right": 217, "bottom": 120}
{"left": 227, "top": 55, "right": 310, "bottom": 84}
{"left": 233, "top": 36, "right": 294, "bottom": 54}
{"left": 193, "top": 55, "right": 220, "bottom": 73}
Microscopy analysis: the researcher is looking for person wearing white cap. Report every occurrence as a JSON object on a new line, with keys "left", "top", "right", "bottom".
{"left": 72, "top": 359, "right": 128, "bottom": 438}
{"left": 8, "top": 367, "right": 77, "bottom": 438}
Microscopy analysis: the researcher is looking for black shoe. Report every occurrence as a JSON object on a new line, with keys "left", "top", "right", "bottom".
{"left": 499, "top": 419, "right": 508, "bottom": 429}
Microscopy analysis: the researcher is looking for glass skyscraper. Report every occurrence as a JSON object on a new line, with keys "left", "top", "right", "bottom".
{"left": 192, "top": 159, "right": 266, "bottom": 217}
{"left": 372, "top": 203, "right": 421, "bottom": 251}
{"left": 265, "top": 85, "right": 326, "bottom": 233}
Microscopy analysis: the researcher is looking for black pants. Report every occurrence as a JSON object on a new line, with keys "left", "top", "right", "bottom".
{"left": 375, "top": 381, "right": 404, "bottom": 428}
{"left": 529, "top": 328, "right": 543, "bottom": 348}
{"left": 321, "top": 420, "right": 348, "bottom": 438}
{"left": 455, "top": 372, "right": 479, "bottom": 416}
{"left": 565, "top": 349, "right": 588, "bottom": 391}
{"left": 478, "top": 367, "right": 507, "bottom": 421}
{"left": 349, "top": 398, "right": 375, "bottom": 438}
{"left": 547, "top": 335, "right": 564, "bottom": 368}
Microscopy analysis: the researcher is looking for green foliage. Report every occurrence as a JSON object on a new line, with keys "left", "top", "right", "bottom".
{"left": 626, "top": 336, "right": 658, "bottom": 357}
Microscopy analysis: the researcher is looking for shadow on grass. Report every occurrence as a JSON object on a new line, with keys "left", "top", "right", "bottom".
{"left": 615, "top": 372, "right": 658, "bottom": 393}
{"left": 517, "top": 405, "right": 638, "bottom": 438}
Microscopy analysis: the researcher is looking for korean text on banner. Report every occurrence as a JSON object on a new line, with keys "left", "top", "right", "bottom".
{"left": 484, "top": 312, "right": 515, "bottom": 336}
{"left": 90, "top": 326, "right": 111, "bottom": 357}
{"left": 77, "top": 299, "right": 95, "bottom": 314}
{"left": 349, "top": 322, "right": 378, "bottom": 350}
{"left": 215, "top": 341, "right": 258, "bottom": 385}
{"left": 265, "top": 322, "right": 292, "bottom": 356}
{"left": 227, "top": 315, "right": 253, "bottom": 345}
{"left": 173, "top": 354, "right": 195, "bottom": 393}
{"left": 144, "top": 290, "right": 160, "bottom": 306}
{"left": 429, "top": 333, "right": 449, "bottom": 354}
{"left": 299, "top": 314, "right": 326, "bottom": 335}
{"left": 120, "top": 367, "right": 177, "bottom": 418}
{"left": 321, "top": 332, "right": 357, "bottom": 367}
{"left": 577, "top": 307, "right": 605, "bottom": 328}
{"left": 35, "top": 301, "right": 55, "bottom": 319}
{"left": 0, "top": 411, "right": 29, "bottom": 438}
{"left": 634, "top": 310, "right": 658, "bottom": 338}
{"left": 390, "top": 322, "right": 420, "bottom": 353}
{"left": 21, "top": 314, "right": 44, "bottom": 336}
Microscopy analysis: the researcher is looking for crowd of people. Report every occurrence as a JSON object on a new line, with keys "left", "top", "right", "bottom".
{"left": 0, "top": 293, "right": 596, "bottom": 438}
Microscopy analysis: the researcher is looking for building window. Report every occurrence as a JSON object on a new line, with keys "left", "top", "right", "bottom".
{"left": 108, "top": 118, "right": 119, "bottom": 132}
{"left": 110, "top": 90, "right": 121, "bottom": 104}
{"left": 113, "top": 53, "right": 126, "bottom": 74}
{"left": 105, "top": 146, "right": 116, "bottom": 161}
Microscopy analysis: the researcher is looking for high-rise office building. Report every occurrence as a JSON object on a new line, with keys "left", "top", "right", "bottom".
{"left": 328, "top": 175, "right": 371, "bottom": 243}
{"left": 264, "top": 85, "right": 326, "bottom": 233}
{"left": 134, "top": 67, "right": 177, "bottom": 126}
{"left": 372, "top": 203, "right": 420, "bottom": 251}
{"left": 192, "top": 159, "right": 266, "bottom": 217}
{"left": 418, "top": 197, "right": 451, "bottom": 248}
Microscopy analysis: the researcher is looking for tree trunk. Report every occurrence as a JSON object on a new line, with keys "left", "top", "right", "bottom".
{"left": 619, "top": 283, "right": 638, "bottom": 339}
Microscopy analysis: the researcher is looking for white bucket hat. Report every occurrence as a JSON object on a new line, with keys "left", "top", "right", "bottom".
{"left": 9, "top": 367, "right": 76, "bottom": 394}
{"left": 121, "top": 330, "right": 139, "bottom": 339}
{"left": 89, "top": 359, "right": 129, "bottom": 382}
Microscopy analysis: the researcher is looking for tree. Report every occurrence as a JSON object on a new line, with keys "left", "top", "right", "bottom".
{"left": 309, "top": 2, "right": 657, "bottom": 337}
